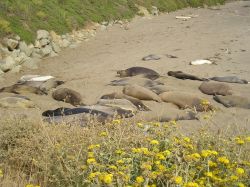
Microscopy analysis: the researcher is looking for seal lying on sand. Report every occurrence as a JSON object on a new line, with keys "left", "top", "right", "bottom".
{"left": 209, "top": 76, "right": 248, "bottom": 84}
{"left": 142, "top": 54, "right": 161, "bottom": 61}
{"left": 52, "top": 88, "right": 84, "bottom": 106}
{"left": 100, "top": 92, "right": 150, "bottom": 111}
{"left": 117, "top": 67, "right": 160, "bottom": 80}
{"left": 199, "top": 81, "right": 233, "bottom": 96}
{"left": 0, "top": 96, "right": 35, "bottom": 108}
{"left": 0, "top": 84, "right": 46, "bottom": 95}
{"left": 159, "top": 91, "right": 213, "bottom": 112}
{"left": 168, "top": 71, "right": 207, "bottom": 81}
{"left": 123, "top": 84, "right": 162, "bottom": 102}
{"left": 146, "top": 85, "right": 172, "bottom": 95}
{"left": 214, "top": 95, "right": 250, "bottom": 109}
{"left": 43, "top": 105, "right": 134, "bottom": 119}
{"left": 109, "top": 77, "right": 163, "bottom": 87}
{"left": 97, "top": 99, "right": 138, "bottom": 113}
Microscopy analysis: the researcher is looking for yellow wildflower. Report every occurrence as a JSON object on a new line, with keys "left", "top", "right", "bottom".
{"left": 112, "top": 119, "right": 121, "bottom": 124}
{"left": 87, "top": 158, "right": 96, "bottom": 165}
{"left": 236, "top": 168, "right": 245, "bottom": 175}
{"left": 88, "top": 172, "right": 101, "bottom": 180}
{"left": 201, "top": 99, "right": 210, "bottom": 106}
{"left": 237, "top": 183, "right": 246, "bottom": 187}
{"left": 201, "top": 150, "right": 218, "bottom": 157}
{"left": 153, "top": 122, "right": 160, "bottom": 127}
{"left": 235, "top": 137, "right": 245, "bottom": 145}
{"left": 174, "top": 176, "right": 183, "bottom": 184}
{"left": 141, "top": 163, "right": 152, "bottom": 170}
{"left": 108, "top": 165, "right": 118, "bottom": 170}
{"left": 88, "top": 144, "right": 100, "bottom": 150}
{"left": 187, "top": 153, "right": 201, "bottom": 161}
{"left": 184, "top": 137, "right": 191, "bottom": 143}
{"left": 154, "top": 161, "right": 161, "bottom": 165}
{"left": 136, "top": 176, "right": 144, "bottom": 184}
{"left": 0, "top": 169, "right": 3, "bottom": 178}
{"left": 137, "top": 123, "right": 144, "bottom": 128}
{"left": 184, "top": 182, "right": 199, "bottom": 187}
{"left": 157, "top": 164, "right": 166, "bottom": 172}
{"left": 102, "top": 174, "right": 113, "bottom": 184}
{"left": 162, "top": 150, "right": 171, "bottom": 156}
{"left": 88, "top": 152, "right": 95, "bottom": 158}
{"left": 116, "top": 159, "right": 125, "bottom": 165}
{"left": 155, "top": 153, "right": 165, "bottom": 160}
{"left": 205, "top": 172, "right": 213, "bottom": 177}
{"left": 217, "top": 156, "right": 230, "bottom": 164}
{"left": 115, "top": 149, "right": 125, "bottom": 155}
{"left": 25, "top": 185, "right": 40, "bottom": 187}
{"left": 99, "top": 131, "right": 108, "bottom": 137}
{"left": 245, "top": 136, "right": 250, "bottom": 142}
{"left": 150, "top": 140, "right": 159, "bottom": 145}
{"left": 230, "top": 175, "right": 239, "bottom": 181}
{"left": 208, "top": 160, "right": 217, "bottom": 167}
{"left": 170, "top": 120, "right": 177, "bottom": 125}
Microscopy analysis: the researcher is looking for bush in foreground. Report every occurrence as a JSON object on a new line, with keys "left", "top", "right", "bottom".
{"left": 0, "top": 118, "right": 249, "bottom": 186}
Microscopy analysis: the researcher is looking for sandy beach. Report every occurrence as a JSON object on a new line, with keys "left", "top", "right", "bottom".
{"left": 0, "top": 1, "right": 250, "bottom": 133}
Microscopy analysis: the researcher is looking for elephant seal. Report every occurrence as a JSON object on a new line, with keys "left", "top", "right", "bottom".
{"left": 142, "top": 54, "right": 161, "bottom": 61}
{"left": 214, "top": 95, "right": 250, "bottom": 109}
{"left": 0, "top": 96, "right": 35, "bottom": 108}
{"left": 52, "top": 88, "right": 84, "bottom": 106}
{"left": 159, "top": 91, "right": 213, "bottom": 112}
{"left": 199, "top": 81, "right": 233, "bottom": 96}
{"left": 123, "top": 84, "right": 162, "bottom": 102}
{"left": 209, "top": 76, "right": 248, "bottom": 84}
{"left": 109, "top": 77, "right": 163, "bottom": 87}
{"left": 97, "top": 99, "right": 138, "bottom": 113}
{"left": 146, "top": 85, "right": 172, "bottom": 95}
{"left": 0, "top": 84, "right": 46, "bottom": 95}
{"left": 168, "top": 71, "right": 207, "bottom": 81}
{"left": 100, "top": 92, "right": 150, "bottom": 111}
{"left": 117, "top": 67, "right": 160, "bottom": 80}
{"left": 43, "top": 105, "right": 134, "bottom": 119}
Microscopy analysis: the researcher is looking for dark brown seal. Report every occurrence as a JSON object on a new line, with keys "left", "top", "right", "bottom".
{"left": 168, "top": 71, "right": 207, "bottom": 81}
{"left": 52, "top": 88, "right": 84, "bottom": 106}
{"left": 117, "top": 67, "right": 160, "bottom": 80}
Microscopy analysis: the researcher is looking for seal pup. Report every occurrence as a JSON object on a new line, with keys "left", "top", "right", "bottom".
{"left": 123, "top": 84, "right": 162, "bottom": 102}
{"left": 52, "top": 88, "right": 84, "bottom": 106}
{"left": 0, "top": 96, "right": 35, "bottom": 108}
{"left": 0, "top": 84, "right": 46, "bottom": 95}
{"left": 159, "top": 91, "right": 213, "bottom": 112}
{"left": 142, "top": 54, "right": 161, "bottom": 61}
{"left": 100, "top": 92, "right": 150, "bottom": 111}
{"left": 168, "top": 71, "right": 207, "bottom": 81}
{"left": 109, "top": 77, "right": 163, "bottom": 87}
{"left": 213, "top": 95, "right": 250, "bottom": 109}
{"left": 209, "top": 76, "right": 248, "bottom": 84}
{"left": 117, "top": 67, "right": 160, "bottom": 80}
{"left": 199, "top": 81, "right": 233, "bottom": 96}
{"left": 97, "top": 99, "right": 138, "bottom": 113}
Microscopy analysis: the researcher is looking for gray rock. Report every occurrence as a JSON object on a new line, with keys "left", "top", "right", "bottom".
{"left": 22, "top": 57, "right": 40, "bottom": 69}
{"left": 15, "top": 52, "right": 29, "bottom": 64}
{"left": 51, "top": 42, "right": 61, "bottom": 53}
{"left": 14, "top": 35, "right": 21, "bottom": 41}
{"left": 100, "top": 25, "right": 107, "bottom": 31}
{"left": 40, "top": 45, "right": 52, "bottom": 57}
{"left": 61, "top": 39, "right": 71, "bottom": 48}
{"left": 0, "top": 56, "right": 17, "bottom": 72}
{"left": 152, "top": 6, "right": 159, "bottom": 16}
{"left": 40, "top": 38, "right": 50, "bottom": 47}
{"left": 19, "top": 41, "right": 33, "bottom": 57}
{"left": 3, "top": 38, "right": 19, "bottom": 51}
{"left": 10, "top": 65, "right": 22, "bottom": 73}
{"left": 50, "top": 31, "right": 61, "bottom": 42}
{"left": 0, "top": 69, "right": 4, "bottom": 75}
{"left": 10, "top": 49, "right": 21, "bottom": 59}
{"left": 37, "top": 30, "right": 49, "bottom": 40}
{"left": 34, "top": 40, "right": 41, "bottom": 48}
{"left": 50, "top": 51, "right": 58, "bottom": 57}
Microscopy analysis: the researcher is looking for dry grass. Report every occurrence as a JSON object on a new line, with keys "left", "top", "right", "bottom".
{"left": 0, "top": 117, "right": 249, "bottom": 187}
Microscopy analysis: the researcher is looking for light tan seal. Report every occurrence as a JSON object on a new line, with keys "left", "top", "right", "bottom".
{"left": 100, "top": 92, "right": 150, "bottom": 111}
{"left": 159, "top": 91, "right": 213, "bottom": 112}
{"left": 123, "top": 84, "right": 162, "bottom": 102}
{"left": 199, "top": 81, "right": 233, "bottom": 96}
{"left": 0, "top": 96, "right": 35, "bottom": 108}
{"left": 0, "top": 84, "right": 46, "bottom": 95}
{"left": 52, "top": 88, "right": 84, "bottom": 106}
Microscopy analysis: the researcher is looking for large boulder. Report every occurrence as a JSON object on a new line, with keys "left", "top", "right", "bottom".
{"left": 51, "top": 42, "right": 61, "bottom": 53}
{"left": 40, "top": 38, "right": 50, "bottom": 47}
{"left": 40, "top": 45, "right": 53, "bottom": 57}
{"left": 19, "top": 41, "right": 33, "bottom": 56}
{"left": 3, "top": 38, "right": 19, "bottom": 51}
{"left": 37, "top": 30, "right": 49, "bottom": 40}
{"left": 0, "top": 56, "right": 17, "bottom": 72}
